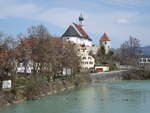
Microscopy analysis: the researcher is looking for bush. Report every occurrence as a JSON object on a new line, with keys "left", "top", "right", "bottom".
{"left": 25, "top": 83, "right": 40, "bottom": 100}
{"left": 10, "top": 88, "right": 17, "bottom": 95}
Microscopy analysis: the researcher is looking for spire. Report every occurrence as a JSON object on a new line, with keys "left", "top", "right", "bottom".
{"left": 78, "top": 13, "right": 84, "bottom": 27}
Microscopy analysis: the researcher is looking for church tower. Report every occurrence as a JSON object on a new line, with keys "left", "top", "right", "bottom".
{"left": 78, "top": 13, "right": 84, "bottom": 29}
{"left": 62, "top": 14, "right": 92, "bottom": 46}
{"left": 100, "top": 33, "right": 111, "bottom": 54}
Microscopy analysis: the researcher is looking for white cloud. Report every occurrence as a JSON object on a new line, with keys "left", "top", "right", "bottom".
{"left": 116, "top": 18, "right": 129, "bottom": 24}
{"left": 37, "top": 8, "right": 81, "bottom": 28}
{"left": 0, "top": 0, "right": 41, "bottom": 19}
{"left": 0, "top": 0, "right": 149, "bottom": 48}
{"left": 104, "top": 0, "right": 149, "bottom": 6}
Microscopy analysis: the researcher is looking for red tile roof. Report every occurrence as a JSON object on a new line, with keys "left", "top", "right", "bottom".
{"left": 0, "top": 53, "right": 8, "bottom": 58}
{"left": 100, "top": 33, "right": 110, "bottom": 41}
{"left": 73, "top": 23, "right": 92, "bottom": 41}
{"left": 16, "top": 38, "right": 36, "bottom": 50}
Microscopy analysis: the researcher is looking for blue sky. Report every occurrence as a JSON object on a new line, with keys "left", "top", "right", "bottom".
{"left": 0, "top": 0, "right": 150, "bottom": 48}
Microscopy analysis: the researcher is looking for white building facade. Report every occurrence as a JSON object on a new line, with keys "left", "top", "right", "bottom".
{"left": 75, "top": 44, "right": 95, "bottom": 71}
{"left": 80, "top": 54, "right": 95, "bottom": 71}
{"left": 63, "top": 36, "right": 92, "bottom": 46}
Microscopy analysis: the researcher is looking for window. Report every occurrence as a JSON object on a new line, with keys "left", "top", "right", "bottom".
{"left": 147, "top": 58, "right": 150, "bottom": 63}
{"left": 140, "top": 58, "right": 143, "bottom": 62}
{"left": 82, "top": 57, "right": 86, "bottom": 60}
{"left": 143, "top": 59, "right": 146, "bottom": 62}
{"left": 81, "top": 62, "right": 84, "bottom": 64}
{"left": 88, "top": 57, "right": 92, "bottom": 60}
{"left": 85, "top": 62, "right": 88, "bottom": 64}
{"left": 89, "top": 62, "right": 93, "bottom": 64}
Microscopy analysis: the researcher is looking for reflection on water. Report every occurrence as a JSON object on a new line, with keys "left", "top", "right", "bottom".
{"left": 0, "top": 80, "right": 150, "bottom": 113}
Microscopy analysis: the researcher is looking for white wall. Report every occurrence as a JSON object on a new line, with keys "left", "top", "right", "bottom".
{"left": 62, "top": 68, "right": 72, "bottom": 75}
{"left": 64, "top": 36, "right": 92, "bottom": 46}
{"left": 101, "top": 41, "right": 111, "bottom": 54}
{"left": 80, "top": 54, "right": 95, "bottom": 70}
{"left": 95, "top": 66, "right": 109, "bottom": 72}
{"left": 17, "top": 62, "right": 32, "bottom": 74}
{"left": 2, "top": 80, "right": 11, "bottom": 89}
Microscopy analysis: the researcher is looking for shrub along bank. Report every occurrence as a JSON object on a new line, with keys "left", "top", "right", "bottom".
{"left": 123, "top": 69, "right": 150, "bottom": 80}
{"left": 0, "top": 74, "right": 91, "bottom": 108}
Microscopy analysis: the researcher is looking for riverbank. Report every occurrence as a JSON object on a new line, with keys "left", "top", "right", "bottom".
{"left": 0, "top": 74, "right": 91, "bottom": 108}
{"left": 1, "top": 69, "right": 149, "bottom": 108}
{"left": 1, "top": 81, "right": 150, "bottom": 113}
{"left": 122, "top": 69, "right": 150, "bottom": 80}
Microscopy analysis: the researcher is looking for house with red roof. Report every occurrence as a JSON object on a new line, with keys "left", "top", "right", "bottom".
{"left": 62, "top": 14, "right": 92, "bottom": 46}
{"left": 16, "top": 37, "right": 75, "bottom": 75}
{"left": 100, "top": 33, "right": 111, "bottom": 54}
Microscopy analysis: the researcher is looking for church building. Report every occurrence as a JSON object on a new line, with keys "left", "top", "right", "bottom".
{"left": 62, "top": 14, "right": 92, "bottom": 46}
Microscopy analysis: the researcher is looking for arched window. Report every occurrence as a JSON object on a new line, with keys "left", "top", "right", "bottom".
{"left": 88, "top": 57, "right": 92, "bottom": 60}
{"left": 82, "top": 57, "right": 86, "bottom": 60}
{"left": 89, "top": 62, "right": 93, "bottom": 64}
{"left": 85, "top": 62, "right": 88, "bottom": 64}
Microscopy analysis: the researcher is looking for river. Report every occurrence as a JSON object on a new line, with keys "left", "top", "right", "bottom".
{"left": 0, "top": 80, "right": 150, "bottom": 113}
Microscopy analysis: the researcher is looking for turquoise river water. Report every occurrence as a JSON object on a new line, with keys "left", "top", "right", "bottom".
{"left": 1, "top": 80, "right": 150, "bottom": 113}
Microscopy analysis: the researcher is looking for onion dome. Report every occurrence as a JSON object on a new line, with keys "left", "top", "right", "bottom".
{"left": 79, "top": 14, "right": 84, "bottom": 21}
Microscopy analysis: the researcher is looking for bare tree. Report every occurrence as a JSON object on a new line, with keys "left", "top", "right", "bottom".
{"left": 95, "top": 45, "right": 113, "bottom": 65}
{"left": 16, "top": 25, "right": 80, "bottom": 83}
{"left": 119, "top": 36, "right": 140, "bottom": 65}
{"left": 0, "top": 35, "right": 18, "bottom": 89}
{"left": 27, "top": 25, "right": 50, "bottom": 38}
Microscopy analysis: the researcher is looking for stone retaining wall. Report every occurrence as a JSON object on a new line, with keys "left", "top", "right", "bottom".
{"left": 89, "top": 70, "right": 129, "bottom": 82}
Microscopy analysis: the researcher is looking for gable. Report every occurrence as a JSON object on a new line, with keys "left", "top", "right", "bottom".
{"left": 100, "top": 33, "right": 110, "bottom": 41}
{"left": 62, "top": 25, "right": 81, "bottom": 38}
{"left": 62, "top": 23, "right": 92, "bottom": 41}
{"left": 73, "top": 23, "right": 92, "bottom": 41}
